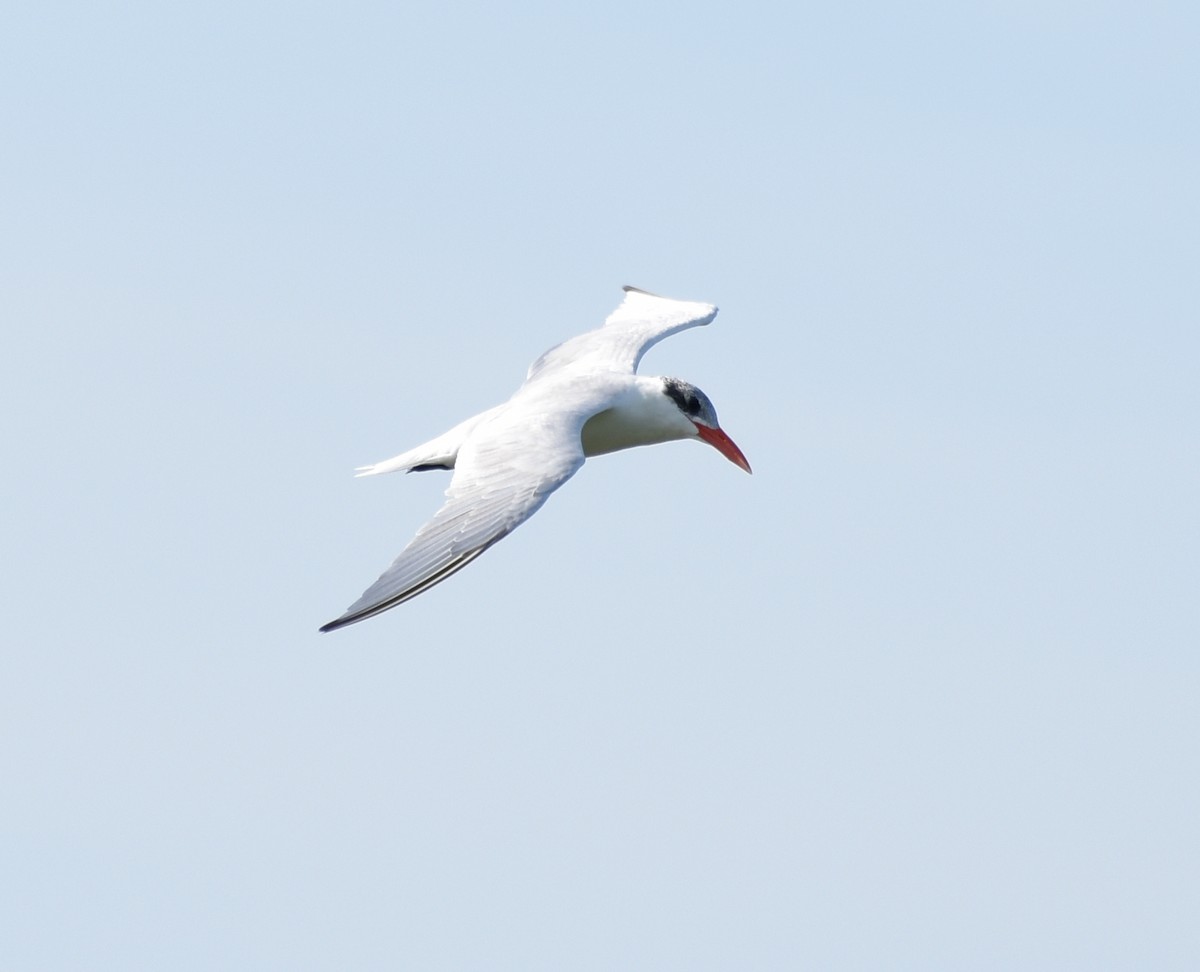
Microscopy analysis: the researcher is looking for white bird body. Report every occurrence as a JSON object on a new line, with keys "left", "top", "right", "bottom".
{"left": 321, "top": 286, "right": 749, "bottom": 632}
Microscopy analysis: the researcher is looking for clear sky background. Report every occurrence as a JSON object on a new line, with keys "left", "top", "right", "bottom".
{"left": 3, "top": 1, "right": 1197, "bottom": 969}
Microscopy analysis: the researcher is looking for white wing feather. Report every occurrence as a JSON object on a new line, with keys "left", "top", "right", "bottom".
{"left": 320, "top": 395, "right": 590, "bottom": 631}
{"left": 526, "top": 286, "right": 717, "bottom": 381}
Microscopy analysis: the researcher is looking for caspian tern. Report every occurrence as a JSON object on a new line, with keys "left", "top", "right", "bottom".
{"left": 319, "top": 286, "right": 750, "bottom": 632}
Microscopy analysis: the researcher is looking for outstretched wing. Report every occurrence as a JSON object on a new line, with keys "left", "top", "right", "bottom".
{"left": 526, "top": 286, "right": 718, "bottom": 381}
{"left": 319, "top": 403, "right": 587, "bottom": 632}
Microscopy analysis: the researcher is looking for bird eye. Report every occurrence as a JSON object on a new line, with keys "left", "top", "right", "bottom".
{"left": 687, "top": 395, "right": 701, "bottom": 415}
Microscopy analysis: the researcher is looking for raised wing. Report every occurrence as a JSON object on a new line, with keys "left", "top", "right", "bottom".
{"left": 526, "top": 286, "right": 718, "bottom": 381}
{"left": 319, "top": 404, "right": 587, "bottom": 632}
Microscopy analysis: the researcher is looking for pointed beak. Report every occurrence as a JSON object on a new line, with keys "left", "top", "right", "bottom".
{"left": 694, "top": 423, "right": 752, "bottom": 474}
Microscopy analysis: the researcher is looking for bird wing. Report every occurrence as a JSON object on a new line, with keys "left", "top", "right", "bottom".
{"left": 319, "top": 395, "right": 591, "bottom": 631}
{"left": 526, "top": 286, "right": 718, "bottom": 381}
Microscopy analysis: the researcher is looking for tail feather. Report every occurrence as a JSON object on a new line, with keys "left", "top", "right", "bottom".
{"left": 354, "top": 454, "right": 437, "bottom": 477}
{"left": 350, "top": 404, "right": 505, "bottom": 478}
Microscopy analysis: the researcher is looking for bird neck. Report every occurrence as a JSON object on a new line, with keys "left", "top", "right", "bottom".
{"left": 580, "top": 377, "right": 695, "bottom": 458}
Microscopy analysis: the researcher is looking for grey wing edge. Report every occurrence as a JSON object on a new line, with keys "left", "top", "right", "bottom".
{"left": 318, "top": 540, "right": 503, "bottom": 632}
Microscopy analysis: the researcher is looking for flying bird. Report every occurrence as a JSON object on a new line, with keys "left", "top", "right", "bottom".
{"left": 320, "top": 286, "right": 750, "bottom": 632}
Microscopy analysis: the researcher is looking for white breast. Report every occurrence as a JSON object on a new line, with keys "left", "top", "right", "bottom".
{"left": 579, "top": 376, "right": 695, "bottom": 457}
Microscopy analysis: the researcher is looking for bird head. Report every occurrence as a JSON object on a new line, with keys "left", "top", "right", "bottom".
{"left": 662, "top": 378, "right": 751, "bottom": 473}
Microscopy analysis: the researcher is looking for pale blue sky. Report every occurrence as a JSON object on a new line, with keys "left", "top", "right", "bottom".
{"left": 3, "top": 1, "right": 1198, "bottom": 969}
